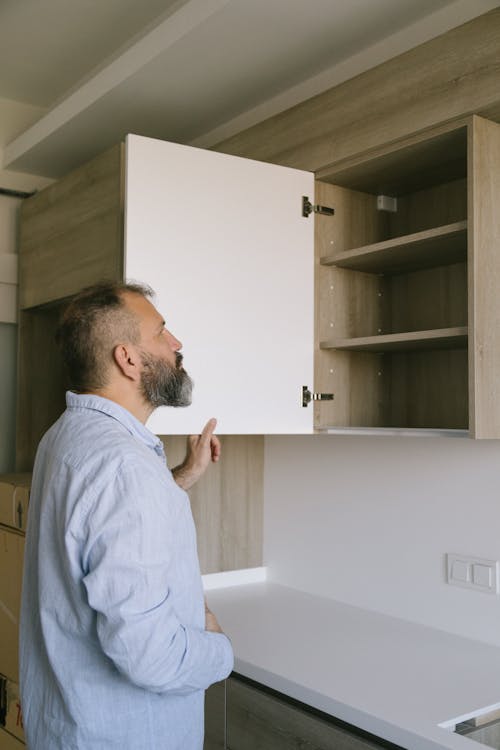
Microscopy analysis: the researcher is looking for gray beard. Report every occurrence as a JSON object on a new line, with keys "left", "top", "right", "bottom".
{"left": 139, "top": 350, "right": 193, "bottom": 408}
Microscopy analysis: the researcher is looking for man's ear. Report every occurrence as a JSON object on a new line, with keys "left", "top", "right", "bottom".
{"left": 113, "top": 343, "right": 141, "bottom": 381}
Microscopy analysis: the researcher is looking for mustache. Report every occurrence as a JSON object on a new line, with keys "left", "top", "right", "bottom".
{"left": 175, "top": 352, "right": 184, "bottom": 369}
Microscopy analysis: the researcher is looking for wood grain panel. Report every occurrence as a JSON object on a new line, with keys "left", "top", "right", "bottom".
{"left": 468, "top": 116, "right": 500, "bottom": 437}
{"left": 314, "top": 182, "right": 386, "bottom": 428}
{"left": 389, "top": 349, "right": 468, "bottom": 429}
{"left": 318, "top": 125, "right": 467, "bottom": 196}
{"left": 160, "top": 435, "right": 263, "bottom": 574}
{"left": 322, "top": 328, "right": 468, "bottom": 353}
{"left": 16, "top": 305, "right": 67, "bottom": 471}
{"left": 388, "top": 263, "right": 468, "bottom": 334}
{"left": 226, "top": 676, "right": 392, "bottom": 750}
{"left": 205, "top": 680, "right": 226, "bottom": 750}
{"left": 389, "top": 179, "right": 467, "bottom": 237}
{"left": 213, "top": 10, "right": 500, "bottom": 172}
{"left": 315, "top": 349, "right": 385, "bottom": 429}
{"left": 19, "top": 144, "right": 124, "bottom": 308}
{"left": 322, "top": 223, "right": 467, "bottom": 274}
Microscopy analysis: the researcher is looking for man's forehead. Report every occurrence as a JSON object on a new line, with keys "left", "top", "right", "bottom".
{"left": 122, "top": 291, "right": 162, "bottom": 324}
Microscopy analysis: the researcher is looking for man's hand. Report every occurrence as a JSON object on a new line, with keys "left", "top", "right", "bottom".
{"left": 205, "top": 600, "right": 223, "bottom": 634}
{"left": 172, "top": 418, "right": 221, "bottom": 490}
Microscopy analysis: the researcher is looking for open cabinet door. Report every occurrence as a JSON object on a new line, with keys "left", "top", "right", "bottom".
{"left": 124, "top": 135, "right": 314, "bottom": 434}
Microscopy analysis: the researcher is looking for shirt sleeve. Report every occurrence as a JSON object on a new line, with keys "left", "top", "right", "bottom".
{"left": 81, "top": 462, "right": 233, "bottom": 694}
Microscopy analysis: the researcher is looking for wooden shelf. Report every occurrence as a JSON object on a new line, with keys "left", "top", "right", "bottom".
{"left": 317, "top": 427, "right": 469, "bottom": 438}
{"left": 320, "top": 326, "right": 468, "bottom": 353}
{"left": 320, "top": 221, "right": 467, "bottom": 274}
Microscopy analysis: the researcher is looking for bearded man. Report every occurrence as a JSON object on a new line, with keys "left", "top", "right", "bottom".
{"left": 19, "top": 281, "right": 233, "bottom": 750}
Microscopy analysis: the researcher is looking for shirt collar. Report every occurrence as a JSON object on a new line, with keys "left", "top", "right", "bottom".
{"left": 65, "top": 391, "right": 165, "bottom": 457}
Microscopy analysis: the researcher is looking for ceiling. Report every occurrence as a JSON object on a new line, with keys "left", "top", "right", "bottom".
{"left": 1, "top": 0, "right": 499, "bottom": 178}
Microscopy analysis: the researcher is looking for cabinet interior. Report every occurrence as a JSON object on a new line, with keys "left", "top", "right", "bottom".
{"left": 314, "top": 125, "right": 469, "bottom": 430}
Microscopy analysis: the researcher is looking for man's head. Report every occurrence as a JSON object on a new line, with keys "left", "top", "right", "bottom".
{"left": 56, "top": 281, "right": 192, "bottom": 412}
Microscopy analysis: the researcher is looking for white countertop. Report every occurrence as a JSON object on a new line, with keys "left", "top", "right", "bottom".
{"left": 206, "top": 579, "right": 500, "bottom": 750}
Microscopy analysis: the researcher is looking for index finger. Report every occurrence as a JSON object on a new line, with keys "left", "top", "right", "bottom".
{"left": 200, "top": 417, "right": 217, "bottom": 444}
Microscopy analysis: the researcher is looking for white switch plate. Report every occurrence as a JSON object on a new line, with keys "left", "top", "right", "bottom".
{"left": 446, "top": 554, "right": 499, "bottom": 594}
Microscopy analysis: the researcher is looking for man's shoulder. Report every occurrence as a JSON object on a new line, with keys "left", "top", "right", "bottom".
{"left": 40, "top": 406, "right": 156, "bottom": 475}
{"left": 34, "top": 408, "right": 177, "bottom": 521}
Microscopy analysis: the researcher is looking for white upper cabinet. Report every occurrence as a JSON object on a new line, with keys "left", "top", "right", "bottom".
{"left": 124, "top": 135, "right": 315, "bottom": 434}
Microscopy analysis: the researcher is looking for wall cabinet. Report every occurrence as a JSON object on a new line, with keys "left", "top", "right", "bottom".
{"left": 17, "top": 115, "right": 500, "bottom": 469}
{"left": 313, "top": 115, "right": 500, "bottom": 437}
{"left": 18, "top": 137, "right": 314, "bottom": 468}
{"left": 204, "top": 675, "right": 401, "bottom": 750}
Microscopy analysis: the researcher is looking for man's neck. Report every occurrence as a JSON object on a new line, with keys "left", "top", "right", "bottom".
{"left": 86, "top": 386, "right": 154, "bottom": 425}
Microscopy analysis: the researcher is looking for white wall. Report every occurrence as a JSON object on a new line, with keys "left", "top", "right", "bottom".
{"left": 263, "top": 434, "right": 500, "bottom": 646}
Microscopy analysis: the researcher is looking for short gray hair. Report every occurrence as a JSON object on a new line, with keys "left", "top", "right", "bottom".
{"left": 56, "top": 280, "right": 154, "bottom": 391}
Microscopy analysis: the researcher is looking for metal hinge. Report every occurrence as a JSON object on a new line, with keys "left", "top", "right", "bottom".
{"left": 302, "top": 386, "right": 334, "bottom": 407}
{"left": 302, "top": 196, "right": 335, "bottom": 218}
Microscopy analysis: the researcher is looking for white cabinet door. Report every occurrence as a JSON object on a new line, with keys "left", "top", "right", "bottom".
{"left": 124, "top": 134, "right": 314, "bottom": 434}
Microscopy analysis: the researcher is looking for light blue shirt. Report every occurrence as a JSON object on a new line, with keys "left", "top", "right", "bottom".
{"left": 20, "top": 392, "right": 233, "bottom": 749}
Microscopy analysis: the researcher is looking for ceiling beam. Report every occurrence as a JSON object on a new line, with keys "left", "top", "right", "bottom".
{"left": 2, "top": 0, "right": 230, "bottom": 170}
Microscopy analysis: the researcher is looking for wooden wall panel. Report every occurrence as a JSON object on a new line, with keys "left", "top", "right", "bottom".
{"left": 160, "top": 435, "right": 264, "bottom": 574}
{"left": 204, "top": 680, "right": 226, "bottom": 750}
{"left": 389, "top": 349, "right": 468, "bottom": 429}
{"left": 19, "top": 144, "right": 124, "bottom": 308}
{"left": 389, "top": 179, "right": 467, "bottom": 237}
{"left": 226, "top": 676, "right": 388, "bottom": 750}
{"left": 16, "top": 306, "right": 67, "bottom": 471}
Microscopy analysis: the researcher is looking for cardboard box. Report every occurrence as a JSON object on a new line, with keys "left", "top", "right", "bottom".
{"left": 0, "top": 476, "right": 31, "bottom": 534}
{"left": 0, "top": 674, "right": 24, "bottom": 743}
{"left": 0, "top": 727, "right": 25, "bottom": 748}
{"left": 0, "top": 530, "right": 24, "bottom": 683}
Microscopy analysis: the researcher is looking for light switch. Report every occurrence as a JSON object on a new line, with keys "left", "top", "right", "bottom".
{"left": 451, "top": 559, "right": 470, "bottom": 583}
{"left": 473, "top": 563, "right": 492, "bottom": 588}
{"left": 446, "top": 553, "right": 498, "bottom": 594}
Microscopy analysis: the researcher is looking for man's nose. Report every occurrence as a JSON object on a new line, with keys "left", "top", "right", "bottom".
{"left": 167, "top": 330, "right": 182, "bottom": 351}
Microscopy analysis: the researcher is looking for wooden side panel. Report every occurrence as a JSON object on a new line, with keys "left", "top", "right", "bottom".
{"left": 204, "top": 680, "right": 226, "bottom": 750}
{"left": 16, "top": 306, "right": 67, "bottom": 471}
{"left": 19, "top": 144, "right": 124, "bottom": 308}
{"left": 314, "top": 182, "right": 386, "bottom": 428}
{"left": 160, "top": 435, "right": 263, "bottom": 574}
{"left": 226, "top": 676, "right": 388, "bottom": 750}
{"left": 468, "top": 116, "right": 500, "bottom": 438}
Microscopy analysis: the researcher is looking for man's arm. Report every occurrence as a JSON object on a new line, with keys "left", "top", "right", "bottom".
{"left": 172, "top": 417, "right": 221, "bottom": 490}
{"left": 82, "top": 465, "right": 233, "bottom": 695}
{"left": 205, "top": 600, "right": 224, "bottom": 634}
